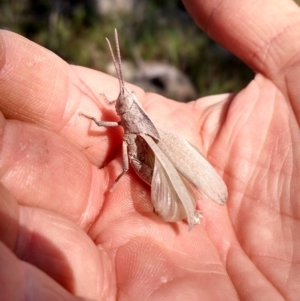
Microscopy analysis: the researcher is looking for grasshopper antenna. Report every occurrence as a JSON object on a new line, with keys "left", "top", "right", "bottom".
{"left": 105, "top": 29, "right": 124, "bottom": 92}
{"left": 114, "top": 29, "right": 124, "bottom": 88}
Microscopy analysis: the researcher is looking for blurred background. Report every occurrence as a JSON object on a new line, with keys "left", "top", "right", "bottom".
{"left": 1, "top": 0, "right": 297, "bottom": 102}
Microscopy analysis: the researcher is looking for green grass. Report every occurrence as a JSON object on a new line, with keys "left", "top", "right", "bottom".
{"left": 0, "top": 1, "right": 255, "bottom": 99}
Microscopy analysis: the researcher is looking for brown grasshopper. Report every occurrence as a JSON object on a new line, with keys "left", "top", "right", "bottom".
{"left": 80, "top": 29, "right": 228, "bottom": 230}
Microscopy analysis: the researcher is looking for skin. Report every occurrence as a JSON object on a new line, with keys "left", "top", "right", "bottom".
{"left": 0, "top": 0, "right": 300, "bottom": 300}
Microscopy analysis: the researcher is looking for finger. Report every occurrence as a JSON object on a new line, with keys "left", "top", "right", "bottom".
{"left": 0, "top": 113, "right": 105, "bottom": 224}
{"left": 0, "top": 30, "right": 117, "bottom": 165}
{"left": 0, "top": 30, "right": 146, "bottom": 165}
{"left": 0, "top": 243, "right": 96, "bottom": 301}
{"left": 0, "top": 183, "right": 110, "bottom": 300}
{"left": 182, "top": 0, "right": 300, "bottom": 78}
{"left": 0, "top": 29, "right": 128, "bottom": 127}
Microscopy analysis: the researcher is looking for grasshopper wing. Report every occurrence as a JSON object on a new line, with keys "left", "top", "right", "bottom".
{"left": 140, "top": 134, "right": 201, "bottom": 230}
{"left": 156, "top": 128, "right": 228, "bottom": 205}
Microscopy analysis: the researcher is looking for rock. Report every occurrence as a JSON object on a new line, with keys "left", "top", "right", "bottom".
{"left": 106, "top": 60, "right": 197, "bottom": 102}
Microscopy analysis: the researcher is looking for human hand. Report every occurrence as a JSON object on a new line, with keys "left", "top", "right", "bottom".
{"left": 1, "top": 0, "right": 300, "bottom": 300}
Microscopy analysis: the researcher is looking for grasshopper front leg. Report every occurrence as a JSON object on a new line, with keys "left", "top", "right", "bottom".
{"left": 79, "top": 112, "right": 120, "bottom": 127}
{"left": 80, "top": 112, "right": 130, "bottom": 190}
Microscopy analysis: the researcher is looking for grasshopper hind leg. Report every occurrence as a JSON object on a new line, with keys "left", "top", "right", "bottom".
{"left": 109, "top": 140, "right": 129, "bottom": 191}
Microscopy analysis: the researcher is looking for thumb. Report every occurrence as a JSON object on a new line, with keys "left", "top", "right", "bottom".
{"left": 182, "top": 0, "right": 300, "bottom": 78}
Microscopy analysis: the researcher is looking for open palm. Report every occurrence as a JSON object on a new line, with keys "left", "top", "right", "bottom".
{"left": 1, "top": 0, "right": 300, "bottom": 300}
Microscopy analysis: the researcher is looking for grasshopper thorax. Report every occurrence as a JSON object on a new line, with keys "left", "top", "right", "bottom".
{"left": 115, "top": 86, "right": 135, "bottom": 116}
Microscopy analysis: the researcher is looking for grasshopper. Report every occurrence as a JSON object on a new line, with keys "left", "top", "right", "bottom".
{"left": 80, "top": 29, "right": 228, "bottom": 230}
